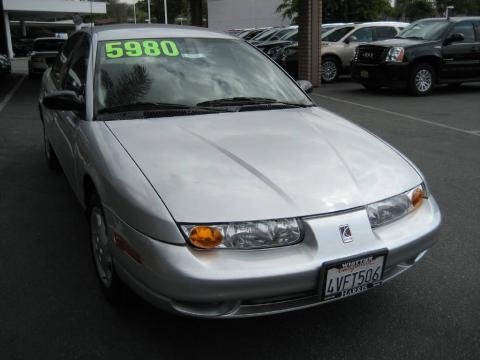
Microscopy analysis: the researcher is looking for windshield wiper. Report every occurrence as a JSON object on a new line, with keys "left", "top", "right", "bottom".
{"left": 196, "top": 97, "right": 311, "bottom": 108}
{"left": 97, "top": 102, "right": 229, "bottom": 115}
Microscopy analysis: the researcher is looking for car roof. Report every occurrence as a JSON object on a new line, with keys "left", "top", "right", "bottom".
{"left": 84, "top": 24, "right": 236, "bottom": 41}
{"left": 355, "top": 21, "right": 410, "bottom": 27}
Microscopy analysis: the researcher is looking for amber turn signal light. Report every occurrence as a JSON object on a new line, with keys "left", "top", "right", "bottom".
{"left": 411, "top": 188, "right": 425, "bottom": 209}
{"left": 189, "top": 226, "right": 224, "bottom": 249}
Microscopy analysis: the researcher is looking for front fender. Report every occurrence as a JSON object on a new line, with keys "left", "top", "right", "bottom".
{"left": 76, "top": 120, "right": 185, "bottom": 245}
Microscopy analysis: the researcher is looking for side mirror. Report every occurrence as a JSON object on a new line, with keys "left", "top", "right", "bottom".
{"left": 344, "top": 35, "right": 358, "bottom": 44}
{"left": 297, "top": 80, "right": 313, "bottom": 94}
{"left": 43, "top": 90, "right": 84, "bottom": 112}
{"left": 445, "top": 32, "right": 464, "bottom": 44}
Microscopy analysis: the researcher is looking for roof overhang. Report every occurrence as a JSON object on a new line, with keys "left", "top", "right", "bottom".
{"left": 3, "top": 0, "right": 106, "bottom": 15}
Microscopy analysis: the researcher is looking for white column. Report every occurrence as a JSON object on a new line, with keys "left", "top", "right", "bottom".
{"left": 3, "top": 11, "right": 13, "bottom": 59}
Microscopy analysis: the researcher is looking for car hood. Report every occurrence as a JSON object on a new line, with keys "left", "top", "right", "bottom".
{"left": 367, "top": 38, "right": 438, "bottom": 48}
{"left": 106, "top": 107, "right": 422, "bottom": 223}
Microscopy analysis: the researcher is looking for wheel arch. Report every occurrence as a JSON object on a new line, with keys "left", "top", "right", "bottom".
{"left": 409, "top": 55, "right": 441, "bottom": 81}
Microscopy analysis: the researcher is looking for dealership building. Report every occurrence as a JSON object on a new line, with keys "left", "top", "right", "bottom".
{"left": 207, "top": 0, "right": 290, "bottom": 30}
{"left": 0, "top": 0, "right": 106, "bottom": 58}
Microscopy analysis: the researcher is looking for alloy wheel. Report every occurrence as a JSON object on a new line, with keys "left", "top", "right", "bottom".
{"left": 415, "top": 69, "right": 432, "bottom": 93}
{"left": 322, "top": 60, "right": 338, "bottom": 82}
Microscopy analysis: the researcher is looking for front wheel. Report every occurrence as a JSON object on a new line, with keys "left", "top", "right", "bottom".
{"left": 89, "top": 194, "right": 124, "bottom": 303}
{"left": 408, "top": 63, "right": 435, "bottom": 96}
{"left": 321, "top": 57, "right": 340, "bottom": 83}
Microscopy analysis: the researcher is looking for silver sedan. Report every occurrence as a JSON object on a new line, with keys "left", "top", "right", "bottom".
{"left": 39, "top": 24, "right": 441, "bottom": 317}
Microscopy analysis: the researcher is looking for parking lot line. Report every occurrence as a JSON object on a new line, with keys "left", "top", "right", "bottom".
{"left": 313, "top": 93, "right": 480, "bottom": 137}
{"left": 0, "top": 76, "right": 26, "bottom": 115}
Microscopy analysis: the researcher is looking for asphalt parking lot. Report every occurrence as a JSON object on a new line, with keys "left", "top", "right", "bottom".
{"left": 1, "top": 71, "right": 479, "bottom": 359}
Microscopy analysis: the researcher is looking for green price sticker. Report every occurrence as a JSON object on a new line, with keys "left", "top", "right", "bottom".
{"left": 105, "top": 40, "right": 180, "bottom": 59}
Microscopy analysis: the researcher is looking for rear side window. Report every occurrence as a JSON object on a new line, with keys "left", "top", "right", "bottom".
{"left": 375, "top": 27, "right": 397, "bottom": 41}
{"left": 450, "top": 22, "right": 476, "bottom": 43}
{"left": 323, "top": 27, "right": 354, "bottom": 42}
{"left": 351, "top": 27, "right": 375, "bottom": 42}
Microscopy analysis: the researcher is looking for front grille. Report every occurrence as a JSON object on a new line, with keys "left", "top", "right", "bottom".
{"left": 356, "top": 46, "right": 387, "bottom": 64}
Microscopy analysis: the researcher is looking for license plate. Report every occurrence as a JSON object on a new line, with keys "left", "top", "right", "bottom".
{"left": 360, "top": 70, "right": 369, "bottom": 78}
{"left": 322, "top": 252, "right": 386, "bottom": 301}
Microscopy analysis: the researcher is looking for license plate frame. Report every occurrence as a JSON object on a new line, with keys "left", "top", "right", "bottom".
{"left": 321, "top": 250, "right": 387, "bottom": 302}
{"left": 360, "top": 70, "right": 369, "bottom": 78}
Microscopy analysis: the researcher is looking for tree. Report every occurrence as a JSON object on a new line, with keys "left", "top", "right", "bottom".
{"left": 435, "top": 0, "right": 480, "bottom": 16}
{"left": 395, "top": 0, "right": 436, "bottom": 21}
{"left": 276, "top": 0, "right": 299, "bottom": 24}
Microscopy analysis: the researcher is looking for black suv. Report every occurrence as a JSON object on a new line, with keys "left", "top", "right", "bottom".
{"left": 351, "top": 17, "right": 480, "bottom": 95}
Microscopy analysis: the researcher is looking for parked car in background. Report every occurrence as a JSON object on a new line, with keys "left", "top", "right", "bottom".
{"left": 351, "top": 17, "right": 480, "bottom": 95}
{"left": 256, "top": 28, "right": 298, "bottom": 57}
{"left": 250, "top": 26, "right": 298, "bottom": 46}
{"left": 272, "top": 22, "right": 408, "bottom": 82}
{"left": 0, "top": 54, "right": 11, "bottom": 76}
{"left": 28, "top": 37, "right": 66, "bottom": 78}
{"left": 237, "top": 28, "right": 271, "bottom": 40}
{"left": 13, "top": 38, "right": 34, "bottom": 57}
{"left": 321, "top": 22, "right": 409, "bottom": 83}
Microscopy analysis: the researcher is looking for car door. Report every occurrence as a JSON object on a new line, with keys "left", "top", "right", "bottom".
{"left": 54, "top": 34, "right": 90, "bottom": 187}
{"left": 440, "top": 21, "right": 478, "bottom": 80}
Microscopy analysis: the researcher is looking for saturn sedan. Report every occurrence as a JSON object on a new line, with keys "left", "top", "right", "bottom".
{"left": 38, "top": 24, "right": 441, "bottom": 317}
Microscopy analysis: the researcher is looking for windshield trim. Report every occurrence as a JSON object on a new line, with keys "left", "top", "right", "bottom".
{"left": 93, "top": 37, "right": 314, "bottom": 120}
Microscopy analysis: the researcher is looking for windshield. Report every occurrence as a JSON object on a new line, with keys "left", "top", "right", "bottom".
{"left": 396, "top": 19, "right": 450, "bottom": 40}
{"left": 33, "top": 39, "right": 65, "bottom": 52}
{"left": 95, "top": 38, "right": 312, "bottom": 115}
{"left": 323, "top": 27, "right": 354, "bottom": 42}
{"left": 280, "top": 30, "right": 298, "bottom": 40}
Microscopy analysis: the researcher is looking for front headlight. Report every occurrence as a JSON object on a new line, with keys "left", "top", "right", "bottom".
{"left": 181, "top": 218, "right": 302, "bottom": 249}
{"left": 366, "top": 184, "right": 427, "bottom": 228}
{"left": 385, "top": 47, "right": 405, "bottom": 62}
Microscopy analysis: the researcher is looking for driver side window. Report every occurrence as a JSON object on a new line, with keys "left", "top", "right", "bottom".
{"left": 450, "top": 22, "right": 476, "bottom": 43}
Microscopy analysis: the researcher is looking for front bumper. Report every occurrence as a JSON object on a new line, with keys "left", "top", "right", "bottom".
{"left": 351, "top": 62, "right": 410, "bottom": 88}
{"left": 104, "top": 196, "right": 441, "bottom": 318}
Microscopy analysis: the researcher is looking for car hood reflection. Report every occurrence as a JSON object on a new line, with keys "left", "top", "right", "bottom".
{"left": 106, "top": 107, "right": 422, "bottom": 223}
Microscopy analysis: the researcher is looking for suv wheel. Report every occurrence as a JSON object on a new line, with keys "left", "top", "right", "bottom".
{"left": 409, "top": 63, "right": 435, "bottom": 96}
{"left": 321, "top": 57, "right": 340, "bottom": 83}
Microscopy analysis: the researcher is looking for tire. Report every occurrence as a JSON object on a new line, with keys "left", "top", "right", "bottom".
{"left": 361, "top": 83, "right": 381, "bottom": 91}
{"left": 321, "top": 57, "right": 340, "bottom": 83}
{"left": 408, "top": 63, "right": 435, "bottom": 96}
{"left": 88, "top": 193, "right": 124, "bottom": 304}
{"left": 42, "top": 123, "right": 61, "bottom": 171}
